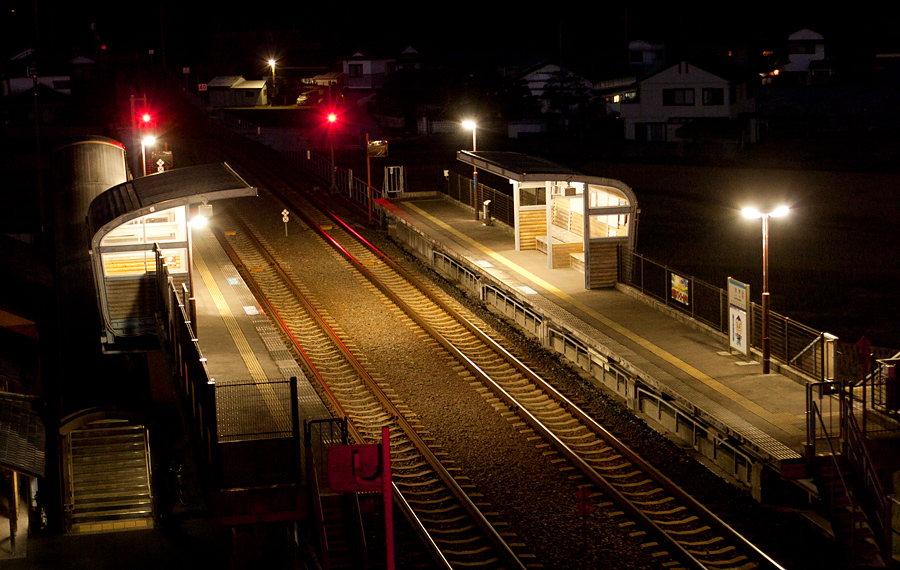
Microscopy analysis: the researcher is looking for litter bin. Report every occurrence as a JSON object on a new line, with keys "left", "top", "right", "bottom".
{"left": 482, "top": 200, "right": 492, "bottom": 226}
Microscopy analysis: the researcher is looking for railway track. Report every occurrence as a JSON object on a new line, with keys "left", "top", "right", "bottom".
{"left": 205, "top": 173, "right": 789, "bottom": 569}
{"left": 213, "top": 206, "right": 527, "bottom": 569}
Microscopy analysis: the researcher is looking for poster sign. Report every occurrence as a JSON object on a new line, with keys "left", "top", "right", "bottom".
{"left": 670, "top": 273, "right": 689, "bottom": 306}
{"left": 728, "top": 277, "right": 749, "bottom": 355}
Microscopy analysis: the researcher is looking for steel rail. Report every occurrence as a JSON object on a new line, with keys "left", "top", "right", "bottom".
{"left": 299, "top": 204, "right": 787, "bottom": 570}
{"left": 214, "top": 212, "right": 525, "bottom": 570}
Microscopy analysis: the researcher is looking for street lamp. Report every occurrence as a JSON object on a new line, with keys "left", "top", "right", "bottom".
{"left": 742, "top": 205, "right": 789, "bottom": 374}
{"left": 141, "top": 135, "right": 156, "bottom": 177}
{"left": 462, "top": 120, "right": 478, "bottom": 221}
{"left": 268, "top": 59, "right": 276, "bottom": 104}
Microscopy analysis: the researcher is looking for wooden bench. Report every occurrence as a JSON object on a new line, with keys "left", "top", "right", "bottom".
{"left": 535, "top": 227, "right": 583, "bottom": 268}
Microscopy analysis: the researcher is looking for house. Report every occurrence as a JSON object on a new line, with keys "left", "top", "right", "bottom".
{"left": 340, "top": 46, "right": 421, "bottom": 91}
{"left": 516, "top": 61, "right": 593, "bottom": 114}
{"left": 2, "top": 49, "right": 80, "bottom": 98}
{"left": 618, "top": 61, "right": 757, "bottom": 143}
{"left": 206, "top": 76, "right": 268, "bottom": 108}
{"left": 628, "top": 40, "right": 666, "bottom": 78}
{"left": 783, "top": 29, "right": 826, "bottom": 73}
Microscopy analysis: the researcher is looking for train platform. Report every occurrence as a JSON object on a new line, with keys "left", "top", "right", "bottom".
{"left": 190, "top": 224, "right": 332, "bottom": 438}
{"left": 376, "top": 195, "right": 814, "bottom": 492}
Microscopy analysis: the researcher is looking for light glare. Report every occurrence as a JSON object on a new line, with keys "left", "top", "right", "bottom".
{"left": 742, "top": 206, "right": 789, "bottom": 219}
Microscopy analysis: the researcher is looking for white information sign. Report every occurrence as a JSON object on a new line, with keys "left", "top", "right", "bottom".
{"left": 728, "top": 277, "right": 749, "bottom": 356}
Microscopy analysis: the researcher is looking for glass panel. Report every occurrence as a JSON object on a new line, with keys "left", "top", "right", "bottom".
{"left": 589, "top": 214, "right": 629, "bottom": 238}
{"left": 520, "top": 186, "right": 546, "bottom": 206}
{"left": 100, "top": 206, "right": 186, "bottom": 247}
{"left": 102, "top": 251, "right": 150, "bottom": 276}
{"left": 589, "top": 186, "right": 628, "bottom": 208}
{"left": 100, "top": 219, "right": 143, "bottom": 246}
{"left": 159, "top": 248, "right": 188, "bottom": 274}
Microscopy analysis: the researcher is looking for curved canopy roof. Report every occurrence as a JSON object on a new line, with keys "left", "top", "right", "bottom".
{"left": 88, "top": 162, "right": 257, "bottom": 249}
{"left": 456, "top": 150, "right": 637, "bottom": 204}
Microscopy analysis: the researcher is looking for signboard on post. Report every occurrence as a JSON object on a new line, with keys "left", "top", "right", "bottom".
{"left": 728, "top": 277, "right": 749, "bottom": 356}
{"left": 327, "top": 427, "right": 394, "bottom": 570}
{"left": 150, "top": 150, "right": 174, "bottom": 173}
{"left": 670, "top": 272, "right": 690, "bottom": 306}
{"left": 327, "top": 443, "right": 382, "bottom": 493}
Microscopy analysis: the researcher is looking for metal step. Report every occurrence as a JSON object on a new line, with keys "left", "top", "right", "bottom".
{"left": 65, "top": 419, "right": 154, "bottom": 534}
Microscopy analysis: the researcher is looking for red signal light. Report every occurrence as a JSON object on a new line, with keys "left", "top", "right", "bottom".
{"left": 327, "top": 113, "right": 337, "bottom": 123}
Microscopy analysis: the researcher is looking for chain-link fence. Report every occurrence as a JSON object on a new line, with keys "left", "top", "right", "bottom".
{"left": 619, "top": 249, "right": 833, "bottom": 380}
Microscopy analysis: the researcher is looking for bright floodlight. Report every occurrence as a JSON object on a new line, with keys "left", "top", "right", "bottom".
{"left": 189, "top": 215, "right": 208, "bottom": 229}
{"left": 742, "top": 206, "right": 789, "bottom": 219}
{"left": 268, "top": 59, "right": 276, "bottom": 69}
{"left": 462, "top": 120, "right": 476, "bottom": 130}
{"left": 742, "top": 208, "right": 761, "bottom": 219}
{"left": 142, "top": 135, "right": 156, "bottom": 146}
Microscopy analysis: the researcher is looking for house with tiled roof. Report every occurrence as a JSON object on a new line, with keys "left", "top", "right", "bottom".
{"left": 617, "top": 60, "right": 758, "bottom": 144}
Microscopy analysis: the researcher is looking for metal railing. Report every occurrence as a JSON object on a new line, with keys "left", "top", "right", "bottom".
{"left": 445, "top": 171, "right": 515, "bottom": 226}
{"left": 212, "top": 116, "right": 839, "bottom": 383}
{"left": 806, "top": 382, "right": 894, "bottom": 564}
{"left": 283, "top": 149, "right": 384, "bottom": 213}
{"left": 872, "top": 359, "right": 900, "bottom": 417}
{"left": 155, "top": 246, "right": 302, "bottom": 490}
{"left": 619, "top": 250, "right": 833, "bottom": 380}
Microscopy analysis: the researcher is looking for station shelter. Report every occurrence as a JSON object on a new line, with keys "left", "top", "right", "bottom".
{"left": 87, "top": 163, "right": 257, "bottom": 350}
{"left": 457, "top": 151, "right": 638, "bottom": 289}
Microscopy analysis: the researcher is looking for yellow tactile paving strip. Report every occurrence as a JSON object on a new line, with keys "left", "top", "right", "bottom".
{"left": 193, "top": 244, "right": 289, "bottom": 434}
{"left": 400, "top": 201, "right": 804, "bottom": 439}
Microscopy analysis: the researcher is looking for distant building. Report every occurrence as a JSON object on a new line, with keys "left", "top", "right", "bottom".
{"left": 516, "top": 61, "right": 593, "bottom": 114}
{"left": 340, "top": 46, "right": 421, "bottom": 91}
{"left": 207, "top": 76, "right": 268, "bottom": 108}
{"left": 783, "top": 29, "right": 826, "bottom": 74}
{"left": 628, "top": 40, "right": 666, "bottom": 78}
{"left": 618, "top": 61, "right": 758, "bottom": 144}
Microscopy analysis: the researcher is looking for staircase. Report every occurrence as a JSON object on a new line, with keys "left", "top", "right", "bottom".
{"left": 814, "top": 456, "right": 886, "bottom": 569}
{"left": 65, "top": 418, "right": 154, "bottom": 533}
{"left": 320, "top": 493, "right": 362, "bottom": 569}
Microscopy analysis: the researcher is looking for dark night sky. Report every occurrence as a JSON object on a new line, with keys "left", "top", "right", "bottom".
{"left": 6, "top": 3, "right": 899, "bottom": 70}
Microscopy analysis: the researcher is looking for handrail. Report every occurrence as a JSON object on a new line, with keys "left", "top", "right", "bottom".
{"left": 842, "top": 397, "right": 891, "bottom": 551}
{"left": 789, "top": 333, "right": 822, "bottom": 366}
{"left": 305, "top": 440, "right": 330, "bottom": 569}
{"left": 808, "top": 392, "right": 860, "bottom": 566}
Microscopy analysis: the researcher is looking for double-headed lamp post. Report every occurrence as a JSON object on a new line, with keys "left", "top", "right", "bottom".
{"left": 462, "top": 120, "right": 478, "bottom": 221}
{"left": 742, "top": 205, "right": 789, "bottom": 374}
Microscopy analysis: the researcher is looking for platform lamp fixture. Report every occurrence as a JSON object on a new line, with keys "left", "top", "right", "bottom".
{"left": 140, "top": 135, "right": 156, "bottom": 177}
{"left": 268, "top": 59, "right": 276, "bottom": 102}
{"left": 742, "top": 205, "right": 789, "bottom": 374}
{"left": 462, "top": 120, "right": 478, "bottom": 220}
